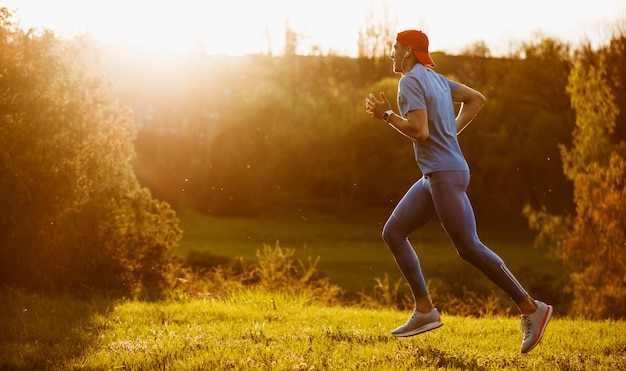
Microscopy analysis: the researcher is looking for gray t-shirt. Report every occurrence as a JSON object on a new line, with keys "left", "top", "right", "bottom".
{"left": 397, "top": 64, "right": 469, "bottom": 175}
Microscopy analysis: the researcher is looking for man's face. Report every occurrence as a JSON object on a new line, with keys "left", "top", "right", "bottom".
{"left": 390, "top": 42, "right": 409, "bottom": 74}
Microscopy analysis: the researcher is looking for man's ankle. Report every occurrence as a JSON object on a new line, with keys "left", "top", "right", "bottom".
{"left": 518, "top": 296, "right": 538, "bottom": 315}
{"left": 415, "top": 295, "right": 435, "bottom": 313}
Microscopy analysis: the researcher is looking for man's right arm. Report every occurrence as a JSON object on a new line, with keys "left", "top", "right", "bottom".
{"left": 386, "top": 109, "right": 429, "bottom": 142}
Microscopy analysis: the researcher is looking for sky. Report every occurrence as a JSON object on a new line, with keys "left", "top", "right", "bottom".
{"left": 3, "top": 0, "right": 626, "bottom": 56}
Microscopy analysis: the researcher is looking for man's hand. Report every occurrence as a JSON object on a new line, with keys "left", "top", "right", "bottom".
{"left": 365, "top": 92, "right": 391, "bottom": 120}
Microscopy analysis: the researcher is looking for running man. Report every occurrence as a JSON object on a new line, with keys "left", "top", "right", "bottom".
{"left": 364, "top": 29, "right": 552, "bottom": 353}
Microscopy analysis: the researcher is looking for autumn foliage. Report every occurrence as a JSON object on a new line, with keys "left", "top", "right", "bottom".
{"left": 525, "top": 55, "right": 626, "bottom": 318}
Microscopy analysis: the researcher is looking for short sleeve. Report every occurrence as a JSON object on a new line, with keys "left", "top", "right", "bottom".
{"left": 447, "top": 79, "right": 460, "bottom": 94}
{"left": 398, "top": 75, "right": 426, "bottom": 117}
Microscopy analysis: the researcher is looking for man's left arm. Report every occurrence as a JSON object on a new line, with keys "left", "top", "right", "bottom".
{"left": 451, "top": 84, "right": 486, "bottom": 134}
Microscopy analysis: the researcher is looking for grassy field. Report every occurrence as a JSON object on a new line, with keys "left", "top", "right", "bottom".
{"left": 1, "top": 288, "right": 625, "bottom": 370}
{"left": 1, "top": 212, "right": 622, "bottom": 370}
{"left": 177, "top": 210, "right": 565, "bottom": 311}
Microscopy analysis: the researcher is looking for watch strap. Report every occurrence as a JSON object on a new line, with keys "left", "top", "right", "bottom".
{"left": 382, "top": 110, "right": 394, "bottom": 122}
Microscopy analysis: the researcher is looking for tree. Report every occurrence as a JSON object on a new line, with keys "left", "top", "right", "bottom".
{"left": 524, "top": 56, "right": 626, "bottom": 318}
{"left": 437, "top": 37, "right": 576, "bottom": 227}
{"left": 0, "top": 8, "right": 181, "bottom": 295}
{"left": 357, "top": 2, "right": 397, "bottom": 60}
{"left": 284, "top": 21, "right": 300, "bottom": 56}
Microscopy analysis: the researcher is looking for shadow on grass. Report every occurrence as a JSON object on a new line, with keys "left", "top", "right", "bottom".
{"left": 0, "top": 286, "right": 118, "bottom": 370}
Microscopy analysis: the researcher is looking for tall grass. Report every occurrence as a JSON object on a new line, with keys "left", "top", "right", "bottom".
{"left": 177, "top": 210, "right": 567, "bottom": 315}
{"left": 1, "top": 288, "right": 624, "bottom": 370}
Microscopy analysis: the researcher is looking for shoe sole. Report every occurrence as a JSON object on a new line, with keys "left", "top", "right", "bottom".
{"left": 521, "top": 304, "right": 553, "bottom": 353}
{"left": 392, "top": 320, "right": 444, "bottom": 337}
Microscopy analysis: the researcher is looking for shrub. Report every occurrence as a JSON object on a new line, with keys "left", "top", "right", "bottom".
{"left": 173, "top": 242, "right": 344, "bottom": 306}
{"left": 0, "top": 8, "right": 181, "bottom": 295}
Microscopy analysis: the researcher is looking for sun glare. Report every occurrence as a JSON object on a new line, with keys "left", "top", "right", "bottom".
{"left": 6, "top": 0, "right": 367, "bottom": 56}
{"left": 73, "top": 1, "right": 271, "bottom": 55}
{"left": 5, "top": 0, "right": 626, "bottom": 57}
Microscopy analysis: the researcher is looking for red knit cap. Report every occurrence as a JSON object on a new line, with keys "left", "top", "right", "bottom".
{"left": 396, "top": 30, "right": 435, "bottom": 67}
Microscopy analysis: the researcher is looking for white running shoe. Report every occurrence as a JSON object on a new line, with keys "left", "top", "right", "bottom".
{"left": 520, "top": 300, "right": 553, "bottom": 353}
{"left": 392, "top": 308, "right": 443, "bottom": 337}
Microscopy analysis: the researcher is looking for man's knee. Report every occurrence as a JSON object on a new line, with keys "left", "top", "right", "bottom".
{"left": 457, "top": 247, "right": 481, "bottom": 264}
{"left": 382, "top": 219, "right": 406, "bottom": 246}
{"left": 451, "top": 235, "right": 484, "bottom": 264}
{"left": 381, "top": 221, "right": 394, "bottom": 245}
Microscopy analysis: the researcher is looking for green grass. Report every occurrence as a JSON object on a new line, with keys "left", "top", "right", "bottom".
{"left": 0, "top": 212, "right": 590, "bottom": 369}
{"left": 1, "top": 288, "right": 625, "bottom": 370}
{"left": 177, "top": 210, "right": 565, "bottom": 309}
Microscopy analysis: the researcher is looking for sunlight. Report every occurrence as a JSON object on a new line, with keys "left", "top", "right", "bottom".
{"left": 74, "top": 1, "right": 272, "bottom": 54}
{"left": 99, "top": 1, "right": 365, "bottom": 56}
{"left": 5, "top": 0, "right": 626, "bottom": 56}
{"left": 5, "top": 0, "right": 365, "bottom": 55}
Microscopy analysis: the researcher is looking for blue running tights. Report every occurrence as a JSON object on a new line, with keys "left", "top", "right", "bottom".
{"left": 382, "top": 171, "right": 528, "bottom": 304}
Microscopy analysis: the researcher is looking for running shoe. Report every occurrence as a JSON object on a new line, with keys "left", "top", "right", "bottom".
{"left": 520, "top": 300, "right": 553, "bottom": 353}
{"left": 392, "top": 308, "right": 443, "bottom": 337}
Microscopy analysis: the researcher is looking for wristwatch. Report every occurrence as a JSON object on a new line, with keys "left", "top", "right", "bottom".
{"left": 382, "top": 110, "right": 394, "bottom": 122}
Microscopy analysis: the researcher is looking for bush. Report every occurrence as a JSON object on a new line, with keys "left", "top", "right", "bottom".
{"left": 0, "top": 8, "right": 181, "bottom": 295}
{"left": 173, "top": 242, "right": 344, "bottom": 306}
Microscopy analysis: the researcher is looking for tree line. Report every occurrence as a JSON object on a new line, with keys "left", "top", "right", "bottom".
{"left": 117, "top": 41, "right": 582, "bottom": 227}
